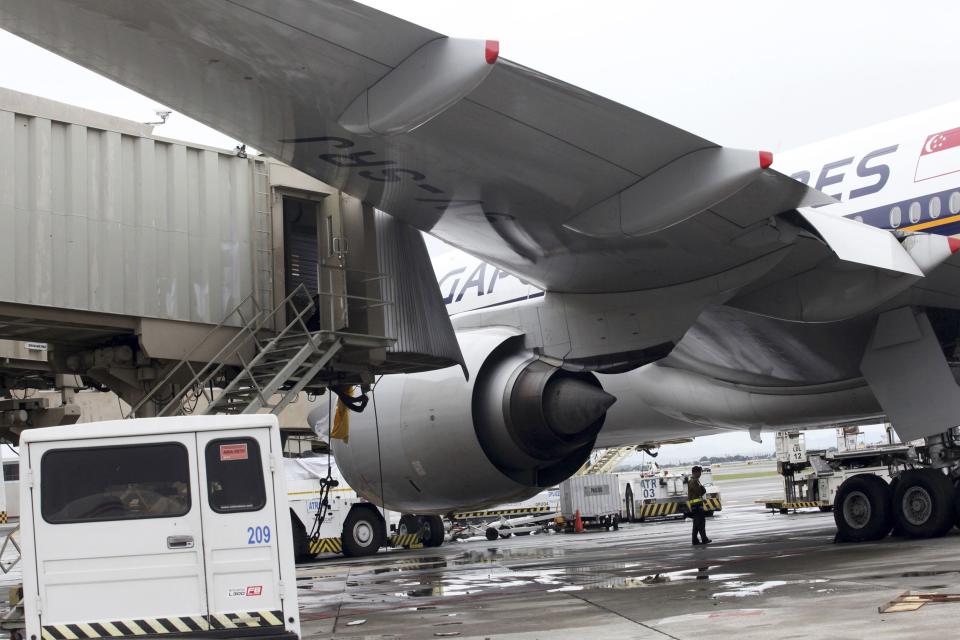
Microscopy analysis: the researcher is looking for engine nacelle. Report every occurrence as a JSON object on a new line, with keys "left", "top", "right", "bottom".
{"left": 332, "top": 327, "right": 615, "bottom": 513}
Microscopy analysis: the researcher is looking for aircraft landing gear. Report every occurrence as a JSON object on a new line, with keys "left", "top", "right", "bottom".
{"left": 891, "top": 469, "right": 955, "bottom": 538}
{"left": 834, "top": 474, "right": 893, "bottom": 542}
{"left": 834, "top": 468, "right": 959, "bottom": 542}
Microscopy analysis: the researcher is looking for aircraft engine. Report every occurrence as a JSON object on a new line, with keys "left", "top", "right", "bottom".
{"left": 331, "top": 327, "right": 615, "bottom": 513}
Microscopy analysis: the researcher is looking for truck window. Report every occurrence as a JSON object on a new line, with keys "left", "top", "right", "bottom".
{"left": 41, "top": 443, "right": 191, "bottom": 524}
{"left": 205, "top": 438, "right": 266, "bottom": 513}
{"left": 3, "top": 462, "right": 18, "bottom": 482}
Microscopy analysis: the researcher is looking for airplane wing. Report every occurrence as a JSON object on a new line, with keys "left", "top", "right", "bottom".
{"left": 0, "top": 0, "right": 855, "bottom": 296}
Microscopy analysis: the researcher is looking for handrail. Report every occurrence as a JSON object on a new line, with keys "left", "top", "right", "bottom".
{"left": 197, "top": 287, "right": 318, "bottom": 414}
{"left": 130, "top": 283, "right": 315, "bottom": 418}
{"left": 162, "top": 283, "right": 317, "bottom": 416}
{"left": 126, "top": 291, "right": 262, "bottom": 418}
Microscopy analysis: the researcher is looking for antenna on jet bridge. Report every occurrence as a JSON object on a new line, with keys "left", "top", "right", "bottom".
{"left": 144, "top": 109, "right": 171, "bottom": 126}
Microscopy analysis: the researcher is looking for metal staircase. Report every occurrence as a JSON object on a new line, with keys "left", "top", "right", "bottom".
{"left": 126, "top": 283, "right": 348, "bottom": 418}
{"left": 578, "top": 446, "right": 639, "bottom": 475}
{"left": 200, "top": 323, "right": 342, "bottom": 416}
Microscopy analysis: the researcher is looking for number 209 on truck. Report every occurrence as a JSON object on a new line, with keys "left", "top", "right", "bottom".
{"left": 15, "top": 415, "right": 300, "bottom": 640}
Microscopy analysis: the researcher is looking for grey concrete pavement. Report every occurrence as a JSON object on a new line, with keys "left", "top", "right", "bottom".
{"left": 296, "top": 475, "right": 960, "bottom": 639}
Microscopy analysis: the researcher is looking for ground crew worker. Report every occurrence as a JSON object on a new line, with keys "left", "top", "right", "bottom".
{"left": 688, "top": 466, "right": 711, "bottom": 545}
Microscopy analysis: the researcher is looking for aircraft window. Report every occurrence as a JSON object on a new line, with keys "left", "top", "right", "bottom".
{"left": 951, "top": 192, "right": 960, "bottom": 215}
{"left": 41, "top": 443, "right": 191, "bottom": 524}
{"left": 205, "top": 438, "right": 266, "bottom": 513}
{"left": 909, "top": 202, "right": 921, "bottom": 224}
{"left": 930, "top": 196, "right": 942, "bottom": 219}
{"left": 889, "top": 206, "right": 902, "bottom": 228}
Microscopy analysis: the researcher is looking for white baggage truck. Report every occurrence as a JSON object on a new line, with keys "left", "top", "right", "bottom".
{"left": 11, "top": 415, "right": 300, "bottom": 640}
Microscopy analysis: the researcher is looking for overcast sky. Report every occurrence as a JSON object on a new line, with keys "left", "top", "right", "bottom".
{"left": 0, "top": 1, "right": 944, "bottom": 460}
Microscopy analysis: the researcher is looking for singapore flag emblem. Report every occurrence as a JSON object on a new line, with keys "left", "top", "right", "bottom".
{"left": 915, "top": 127, "right": 960, "bottom": 182}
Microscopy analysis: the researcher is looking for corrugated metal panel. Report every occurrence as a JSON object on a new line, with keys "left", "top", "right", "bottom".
{"left": 375, "top": 211, "right": 465, "bottom": 374}
{"left": 560, "top": 474, "right": 621, "bottom": 518}
{"left": 0, "top": 90, "right": 256, "bottom": 327}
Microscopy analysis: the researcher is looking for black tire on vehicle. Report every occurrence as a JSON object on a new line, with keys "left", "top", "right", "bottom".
{"left": 613, "top": 515, "right": 620, "bottom": 530}
{"left": 833, "top": 474, "right": 893, "bottom": 542}
{"left": 892, "top": 469, "right": 956, "bottom": 539}
{"left": 398, "top": 514, "right": 422, "bottom": 537}
{"left": 291, "top": 511, "right": 315, "bottom": 563}
{"left": 421, "top": 514, "right": 445, "bottom": 547}
{"left": 342, "top": 507, "right": 385, "bottom": 557}
{"left": 485, "top": 527, "right": 499, "bottom": 541}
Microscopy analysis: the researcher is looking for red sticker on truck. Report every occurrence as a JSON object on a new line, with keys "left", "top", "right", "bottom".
{"left": 246, "top": 585, "right": 263, "bottom": 597}
{"left": 220, "top": 443, "right": 248, "bottom": 461}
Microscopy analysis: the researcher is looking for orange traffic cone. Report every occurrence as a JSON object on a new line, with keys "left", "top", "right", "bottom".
{"left": 574, "top": 509, "right": 584, "bottom": 533}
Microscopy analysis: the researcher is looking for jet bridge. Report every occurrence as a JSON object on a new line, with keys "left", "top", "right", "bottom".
{"left": 0, "top": 88, "right": 462, "bottom": 427}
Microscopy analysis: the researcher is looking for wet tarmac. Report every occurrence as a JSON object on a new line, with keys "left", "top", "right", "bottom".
{"left": 299, "top": 475, "right": 960, "bottom": 639}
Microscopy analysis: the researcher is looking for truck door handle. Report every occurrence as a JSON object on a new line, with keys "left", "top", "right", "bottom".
{"left": 167, "top": 535, "right": 194, "bottom": 549}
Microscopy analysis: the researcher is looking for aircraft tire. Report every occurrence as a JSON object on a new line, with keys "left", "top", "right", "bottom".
{"left": 834, "top": 474, "right": 893, "bottom": 542}
{"left": 342, "top": 506, "right": 385, "bottom": 557}
{"left": 421, "top": 515, "right": 446, "bottom": 547}
{"left": 892, "top": 469, "right": 955, "bottom": 539}
{"left": 398, "top": 514, "right": 422, "bottom": 536}
{"left": 485, "top": 527, "right": 499, "bottom": 541}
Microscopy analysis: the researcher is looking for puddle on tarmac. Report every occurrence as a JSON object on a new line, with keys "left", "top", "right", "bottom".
{"left": 294, "top": 550, "right": 834, "bottom": 614}
{"left": 712, "top": 579, "right": 827, "bottom": 599}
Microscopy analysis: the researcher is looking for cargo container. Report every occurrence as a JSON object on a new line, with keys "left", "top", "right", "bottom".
{"left": 559, "top": 473, "right": 621, "bottom": 530}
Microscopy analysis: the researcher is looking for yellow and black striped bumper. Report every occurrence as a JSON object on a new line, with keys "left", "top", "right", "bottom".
{"left": 388, "top": 533, "right": 422, "bottom": 549}
{"left": 0, "top": 511, "right": 7, "bottom": 523}
{"left": 308, "top": 533, "right": 422, "bottom": 555}
{"left": 636, "top": 498, "right": 722, "bottom": 518}
{"left": 637, "top": 502, "right": 681, "bottom": 517}
{"left": 764, "top": 500, "right": 823, "bottom": 510}
{"left": 41, "top": 610, "right": 285, "bottom": 640}
{"left": 452, "top": 506, "right": 553, "bottom": 519}
{"left": 701, "top": 497, "right": 722, "bottom": 511}
{"left": 308, "top": 537, "right": 342, "bottom": 555}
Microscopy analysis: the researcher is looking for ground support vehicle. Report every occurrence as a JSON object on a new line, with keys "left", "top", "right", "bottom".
{"left": 7, "top": 415, "right": 301, "bottom": 640}
{"left": 619, "top": 470, "right": 722, "bottom": 522}
{"left": 768, "top": 427, "right": 960, "bottom": 542}
{"left": 761, "top": 430, "right": 894, "bottom": 515}
{"left": 286, "top": 457, "right": 443, "bottom": 561}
